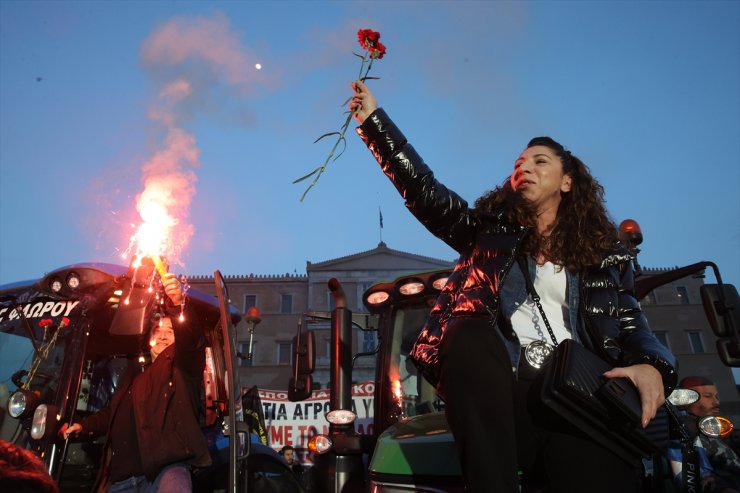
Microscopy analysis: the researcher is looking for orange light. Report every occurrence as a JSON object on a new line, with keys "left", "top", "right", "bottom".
{"left": 307, "top": 434, "right": 332, "bottom": 455}
{"left": 699, "top": 415, "right": 735, "bottom": 438}
{"left": 618, "top": 219, "right": 643, "bottom": 247}
{"left": 619, "top": 219, "right": 642, "bottom": 234}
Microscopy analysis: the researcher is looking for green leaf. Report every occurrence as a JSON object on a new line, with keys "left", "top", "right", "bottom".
{"left": 332, "top": 137, "right": 347, "bottom": 161}
{"left": 313, "top": 131, "right": 340, "bottom": 144}
{"left": 292, "top": 167, "right": 321, "bottom": 184}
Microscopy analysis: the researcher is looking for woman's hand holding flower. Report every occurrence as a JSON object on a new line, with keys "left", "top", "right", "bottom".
{"left": 294, "top": 28, "right": 387, "bottom": 201}
{"left": 350, "top": 80, "right": 378, "bottom": 124}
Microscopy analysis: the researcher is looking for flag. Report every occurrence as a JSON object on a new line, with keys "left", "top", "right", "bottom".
{"left": 241, "top": 385, "right": 268, "bottom": 445}
{"left": 379, "top": 208, "right": 384, "bottom": 229}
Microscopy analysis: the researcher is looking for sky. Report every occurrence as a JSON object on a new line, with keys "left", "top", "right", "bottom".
{"left": 1, "top": 0, "right": 738, "bottom": 294}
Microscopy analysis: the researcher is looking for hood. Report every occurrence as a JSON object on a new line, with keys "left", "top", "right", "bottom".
{"left": 368, "top": 412, "right": 461, "bottom": 477}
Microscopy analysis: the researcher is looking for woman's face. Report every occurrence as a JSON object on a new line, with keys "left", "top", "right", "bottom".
{"left": 510, "top": 145, "right": 572, "bottom": 214}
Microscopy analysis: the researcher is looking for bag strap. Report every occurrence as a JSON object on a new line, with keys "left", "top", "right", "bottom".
{"left": 516, "top": 256, "right": 559, "bottom": 346}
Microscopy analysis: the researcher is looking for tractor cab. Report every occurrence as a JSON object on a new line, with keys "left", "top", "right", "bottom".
{"left": 0, "top": 262, "right": 303, "bottom": 492}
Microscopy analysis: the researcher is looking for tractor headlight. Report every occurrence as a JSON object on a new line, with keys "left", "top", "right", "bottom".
{"left": 8, "top": 390, "right": 39, "bottom": 419}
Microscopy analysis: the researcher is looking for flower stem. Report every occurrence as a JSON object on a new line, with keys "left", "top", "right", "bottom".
{"left": 297, "top": 52, "right": 374, "bottom": 201}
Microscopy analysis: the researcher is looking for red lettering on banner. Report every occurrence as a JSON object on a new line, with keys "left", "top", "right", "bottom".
{"left": 352, "top": 382, "right": 375, "bottom": 395}
{"left": 269, "top": 425, "right": 284, "bottom": 445}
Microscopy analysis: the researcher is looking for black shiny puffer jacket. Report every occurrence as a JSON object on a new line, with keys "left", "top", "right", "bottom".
{"left": 357, "top": 108, "right": 677, "bottom": 394}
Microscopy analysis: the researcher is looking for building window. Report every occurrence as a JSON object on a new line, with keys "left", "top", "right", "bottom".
{"left": 244, "top": 294, "right": 257, "bottom": 313}
{"left": 687, "top": 331, "right": 705, "bottom": 353}
{"left": 642, "top": 290, "right": 657, "bottom": 305}
{"left": 239, "top": 342, "right": 256, "bottom": 367}
{"left": 325, "top": 337, "right": 331, "bottom": 358}
{"left": 277, "top": 341, "right": 293, "bottom": 365}
{"left": 358, "top": 282, "right": 375, "bottom": 311}
{"left": 653, "top": 331, "right": 670, "bottom": 349}
{"left": 676, "top": 286, "right": 690, "bottom": 304}
{"left": 281, "top": 294, "right": 293, "bottom": 314}
{"left": 362, "top": 331, "right": 376, "bottom": 353}
{"left": 327, "top": 292, "right": 336, "bottom": 311}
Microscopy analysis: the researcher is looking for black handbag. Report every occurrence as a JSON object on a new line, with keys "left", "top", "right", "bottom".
{"left": 517, "top": 256, "right": 667, "bottom": 463}
{"left": 538, "top": 338, "right": 667, "bottom": 463}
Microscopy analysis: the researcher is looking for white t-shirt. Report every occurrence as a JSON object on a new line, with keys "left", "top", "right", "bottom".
{"left": 511, "top": 261, "right": 572, "bottom": 346}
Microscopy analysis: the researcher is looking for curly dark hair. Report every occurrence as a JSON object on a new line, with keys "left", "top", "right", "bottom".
{"left": 0, "top": 440, "right": 60, "bottom": 493}
{"left": 473, "top": 136, "right": 618, "bottom": 271}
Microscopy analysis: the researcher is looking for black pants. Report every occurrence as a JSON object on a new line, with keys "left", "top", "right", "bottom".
{"left": 438, "top": 317, "right": 641, "bottom": 493}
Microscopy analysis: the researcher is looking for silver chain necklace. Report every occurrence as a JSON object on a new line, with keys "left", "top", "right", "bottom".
{"left": 518, "top": 257, "right": 559, "bottom": 369}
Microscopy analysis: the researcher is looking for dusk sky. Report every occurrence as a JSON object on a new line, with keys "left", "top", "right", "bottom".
{"left": 1, "top": 1, "right": 738, "bottom": 295}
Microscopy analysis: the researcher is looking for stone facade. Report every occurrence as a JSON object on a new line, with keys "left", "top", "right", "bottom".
{"left": 188, "top": 242, "right": 452, "bottom": 391}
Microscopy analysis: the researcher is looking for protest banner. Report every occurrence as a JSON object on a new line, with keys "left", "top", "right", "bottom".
{"left": 253, "top": 381, "right": 375, "bottom": 465}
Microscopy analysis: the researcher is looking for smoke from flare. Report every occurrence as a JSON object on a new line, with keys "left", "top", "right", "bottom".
{"left": 123, "top": 13, "right": 262, "bottom": 268}
{"left": 126, "top": 127, "right": 198, "bottom": 267}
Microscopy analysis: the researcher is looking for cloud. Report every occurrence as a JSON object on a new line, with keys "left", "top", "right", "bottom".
{"left": 140, "top": 12, "right": 273, "bottom": 126}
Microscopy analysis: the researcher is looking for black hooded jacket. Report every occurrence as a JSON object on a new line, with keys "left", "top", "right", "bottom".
{"left": 357, "top": 108, "right": 677, "bottom": 394}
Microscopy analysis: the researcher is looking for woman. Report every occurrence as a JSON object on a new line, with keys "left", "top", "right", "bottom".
{"left": 350, "top": 80, "right": 677, "bottom": 493}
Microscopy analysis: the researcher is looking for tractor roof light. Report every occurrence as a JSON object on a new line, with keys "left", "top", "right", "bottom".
{"left": 8, "top": 389, "right": 40, "bottom": 420}
{"left": 366, "top": 290, "right": 390, "bottom": 306}
{"left": 326, "top": 409, "right": 356, "bottom": 425}
{"left": 430, "top": 275, "right": 449, "bottom": 291}
{"left": 50, "top": 278, "right": 63, "bottom": 293}
{"left": 66, "top": 272, "right": 81, "bottom": 290}
{"left": 398, "top": 279, "right": 424, "bottom": 296}
{"left": 307, "top": 434, "right": 333, "bottom": 455}
{"left": 698, "top": 415, "right": 734, "bottom": 438}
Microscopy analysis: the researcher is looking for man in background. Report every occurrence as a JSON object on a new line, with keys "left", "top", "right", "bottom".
{"left": 680, "top": 376, "right": 740, "bottom": 493}
{"left": 279, "top": 445, "right": 304, "bottom": 477}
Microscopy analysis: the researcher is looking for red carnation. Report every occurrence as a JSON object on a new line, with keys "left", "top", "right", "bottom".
{"left": 358, "top": 29, "right": 381, "bottom": 50}
{"left": 61, "top": 317, "right": 70, "bottom": 328}
{"left": 295, "top": 28, "right": 388, "bottom": 201}
{"left": 371, "top": 41, "right": 387, "bottom": 60}
{"left": 39, "top": 319, "right": 53, "bottom": 329}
